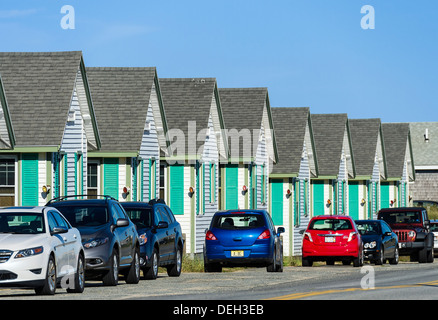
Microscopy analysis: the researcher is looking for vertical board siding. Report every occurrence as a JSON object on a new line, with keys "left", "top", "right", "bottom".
{"left": 21, "top": 153, "right": 38, "bottom": 206}
{"left": 169, "top": 165, "right": 184, "bottom": 215}
{"left": 103, "top": 158, "right": 119, "bottom": 199}
{"left": 271, "top": 179, "right": 283, "bottom": 225}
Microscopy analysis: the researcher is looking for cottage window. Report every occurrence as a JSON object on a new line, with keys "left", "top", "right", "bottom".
{"left": 0, "top": 158, "right": 15, "bottom": 206}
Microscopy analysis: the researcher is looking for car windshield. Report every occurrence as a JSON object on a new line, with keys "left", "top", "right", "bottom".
{"left": 55, "top": 206, "right": 109, "bottom": 227}
{"left": 379, "top": 211, "right": 421, "bottom": 224}
{"left": 212, "top": 213, "right": 265, "bottom": 230}
{"left": 0, "top": 212, "right": 45, "bottom": 234}
{"left": 308, "top": 218, "right": 352, "bottom": 231}
{"left": 123, "top": 208, "right": 153, "bottom": 229}
{"left": 356, "top": 222, "right": 381, "bottom": 235}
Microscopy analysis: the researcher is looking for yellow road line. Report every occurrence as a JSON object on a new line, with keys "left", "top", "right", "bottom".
{"left": 266, "top": 280, "right": 438, "bottom": 300}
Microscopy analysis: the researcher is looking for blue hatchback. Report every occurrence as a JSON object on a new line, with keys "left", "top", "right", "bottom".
{"left": 204, "top": 210, "right": 284, "bottom": 272}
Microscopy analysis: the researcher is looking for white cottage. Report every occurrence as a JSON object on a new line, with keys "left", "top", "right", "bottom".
{"left": 159, "top": 78, "right": 228, "bottom": 254}
{"left": 86, "top": 67, "right": 169, "bottom": 202}
{"left": 270, "top": 107, "right": 318, "bottom": 256}
{"left": 0, "top": 51, "right": 100, "bottom": 206}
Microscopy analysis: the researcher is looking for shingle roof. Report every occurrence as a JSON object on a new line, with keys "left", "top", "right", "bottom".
{"left": 382, "top": 123, "right": 411, "bottom": 178}
{"left": 159, "top": 78, "right": 217, "bottom": 156}
{"left": 86, "top": 67, "right": 156, "bottom": 152}
{"left": 218, "top": 88, "right": 268, "bottom": 159}
{"left": 409, "top": 122, "right": 438, "bottom": 167}
{"left": 349, "top": 118, "right": 382, "bottom": 176}
{"left": 311, "top": 113, "right": 349, "bottom": 176}
{"left": 271, "top": 107, "right": 310, "bottom": 174}
{"left": 0, "top": 51, "right": 83, "bottom": 147}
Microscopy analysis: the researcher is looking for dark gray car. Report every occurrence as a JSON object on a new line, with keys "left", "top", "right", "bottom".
{"left": 47, "top": 195, "right": 140, "bottom": 286}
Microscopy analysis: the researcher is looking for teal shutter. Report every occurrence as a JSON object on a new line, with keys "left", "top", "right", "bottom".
{"left": 348, "top": 182, "right": 359, "bottom": 219}
{"left": 21, "top": 153, "right": 39, "bottom": 206}
{"left": 225, "top": 165, "right": 238, "bottom": 209}
{"left": 381, "top": 182, "right": 390, "bottom": 209}
{"left": 271, "top": 179, "right": 283, "bottom": 225}
{"left": 103, "top": 158, "right": 119, "bottom": 200}
{"left": 312, "top": 180, "right": 325, "bottom": 216}
{"left": 170, "top": 165, "right": 184, "bottom": 215}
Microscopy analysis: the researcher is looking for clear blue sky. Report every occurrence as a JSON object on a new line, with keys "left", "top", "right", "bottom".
{"left": 1, "top": 0, "right": 437, "bottom": 123}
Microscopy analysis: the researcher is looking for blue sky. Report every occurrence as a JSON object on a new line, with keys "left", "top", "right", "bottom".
{"left": 0, "top": 0, "right": 437, "bottom": 123}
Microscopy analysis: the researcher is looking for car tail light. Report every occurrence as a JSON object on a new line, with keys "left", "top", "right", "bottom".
{"left": 257, "top": 229, "right": 271, "bottom": 240}
{"left": 348, "top": 232, "right": 358, "bottom": 242}
{"left": 303, "top": 232, "right": 313, "bottom": 242}
{"left": 205, "top": 230, "right": 217, "bottom": 241}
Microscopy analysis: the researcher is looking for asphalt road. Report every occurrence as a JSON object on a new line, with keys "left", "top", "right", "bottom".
{"left": 2, "top": 261, "right": 438, "bottom": 301}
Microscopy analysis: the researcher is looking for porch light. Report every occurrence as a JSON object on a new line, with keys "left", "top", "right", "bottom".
{"left": 286, "top": 189, "right": 291, "bottom": 199}
{"left": 189, "top": 187, "right": 194, "bottom": 195}
{"left": 122, "top": 186, "right": 130, "bottom": 194}
{"left": 361, "top": 198, "right": 366, "bottom": 205}
{"left": 242, "top": 185, "right": 248, "bottom": 194}
{"left": 327, "top": 199, "right": 331, "bottom": 206}
{"left": 42, "top": 185, "right": 51, "bottom": 194}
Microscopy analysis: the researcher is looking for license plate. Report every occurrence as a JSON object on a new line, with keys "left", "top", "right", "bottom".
{"left": 324, "top": 237, "right": 336, "bottom": 243}
{"left": 231, "top": 250, "right": 244, "bottom": 257}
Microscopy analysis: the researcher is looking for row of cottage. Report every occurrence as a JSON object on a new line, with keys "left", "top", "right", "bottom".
{"left": 0, "top": 51, "right": 416, "bottom": 256}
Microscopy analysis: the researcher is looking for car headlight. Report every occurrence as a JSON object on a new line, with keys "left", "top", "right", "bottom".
{"left": 15, "top": 246, "right": 44, "bottom": 258}
{"left": 364, "top": 241, "right": 377, "bottom": 249}
{"left": 138, "top": 233, "right": 147, "bottom": 246}
{"left": 83, "top": 237, "right": 109, "bottom": 249}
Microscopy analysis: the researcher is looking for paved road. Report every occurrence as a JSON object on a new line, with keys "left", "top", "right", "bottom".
{"left": 2, "top": 261, "right": 438, "bottom": 300}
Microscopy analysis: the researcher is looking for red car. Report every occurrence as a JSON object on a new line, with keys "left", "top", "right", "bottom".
{"left": 302, "top": 215, "right": 364, "bottom": 267}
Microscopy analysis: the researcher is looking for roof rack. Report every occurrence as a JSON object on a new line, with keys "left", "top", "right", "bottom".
{"left": 148, "top": 198, "right": 167, "bottom": 205}
{"left": 46, "top": 195, "right": 117, "bottom": 205}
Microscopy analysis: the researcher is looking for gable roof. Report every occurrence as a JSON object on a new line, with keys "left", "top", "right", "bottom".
{"left": 0, "top": 51, "right": 100, "bottom": 149}
{"left": 159, "top": 78, "right": 226, "bottom": 158}
{"left": 409, "top": 122, "right": 438, "bottom": 168}
{"left": 218, "top": 88, "right": 278, "bottom": 162}
{"left": 270, "top": 107, "right": 312, "bottom": 174}
{"left": 382, "top": 123, "right": 415, "bottom": 179}
{"left": 86, "top": 67, "right": 165, "bottom": 153}
{"left": 311, "top": 113, "right": 354, "bottom": 177}
{"left": 349, "top": 118, "right": 386, "bottom": 177}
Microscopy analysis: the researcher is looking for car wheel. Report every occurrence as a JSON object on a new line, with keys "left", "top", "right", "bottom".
{"left": 375, "top": 248, "right": 384, "bottom": 265}
{"left": 67, "top": 253, "right": 85, "bottom": 293}
{"left": 126, "top": 248, "right": 140, "bottom": 284}
{"left": 35, "top": 255, "right": 57, "bottom": 295}
{"left": 353, "top": 248, "right": 364, "bottom": 267}
{"left": 267, "top": 248, "right": 277, "bottom": 272}
{"left": 144, "top": 247, "right": 159, "bottom": 280}
{"left": 276, "top": 247, "right": 283, "bottom": 272}
{"left": 302, "top": 257, "right": 313, "bottom": 267}
{"left": 102, "top": 249, "right": 119, "bottom": 286}
{"left": 389, "top": 247, "right": 399, "bottom": 265}
{"left": 167, "top": 246, "right": 182, "bottom": 277}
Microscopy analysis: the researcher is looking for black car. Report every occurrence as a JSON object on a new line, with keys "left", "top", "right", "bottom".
{"left": 47, "top": 195, "right": 140, "bottom": 286}
{"left": 121, "top": 199, "right": 184, "bottom": 279}
{"left": 355, "top": 219, "right": 399, "bottom": 265}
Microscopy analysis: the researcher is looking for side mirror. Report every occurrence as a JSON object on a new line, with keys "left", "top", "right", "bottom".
{"left": 51, "top": 226, "right": 68, "bottom": 235}
{"left": 157, "top": 221, "right": 169, "bottom": 229}
{"left": 298, "top": 229, "right": 305, "bottom": 235}
{"left": 277, "top": 227, "right": 285, "bottom": 235}
{"left": 116, "top": 218, "right": 129, "bottom": 228}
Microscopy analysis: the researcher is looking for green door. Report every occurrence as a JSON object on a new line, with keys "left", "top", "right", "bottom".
{"left": 103, "top": 158, "right": 119, "bottom": 200}
{"left": 312, "top": 180, "right": 325, "bottom": 216}
{"left": 271, "top": 179, "right": 283, "bottom": 225}
{"left": 169, "top": 165, "right": 184, "bottom": 215}
{"left": 225, "top": 165, "right": 238, "bottom": 209}
{"left": 21, "top": 153, "right": 38, "bottom": 206}
{"left": 349, "top": 182, "right": 359, "bottom": 219}
{"left": 381, "top": 182, "right": 390, "bottom": 209}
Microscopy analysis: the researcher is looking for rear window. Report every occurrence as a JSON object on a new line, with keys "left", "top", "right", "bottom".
{"left": 124, "top": 208, "right": 153, "bottom": 229}
{"left": 212, "top": 213, "right": 266, "bottom": 230}
{"left": 54, "top": 205, "right": 109, "bottom": 227}
{"left": 308, "top": 218, "right": 352, "bottom": 231}
{"left": 379, "top": 211, "right": 421, "bottom": 224}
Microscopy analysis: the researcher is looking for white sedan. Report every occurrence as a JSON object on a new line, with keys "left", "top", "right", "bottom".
{"left": 0, "top": 206, "right": 85, "bottom": 295}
